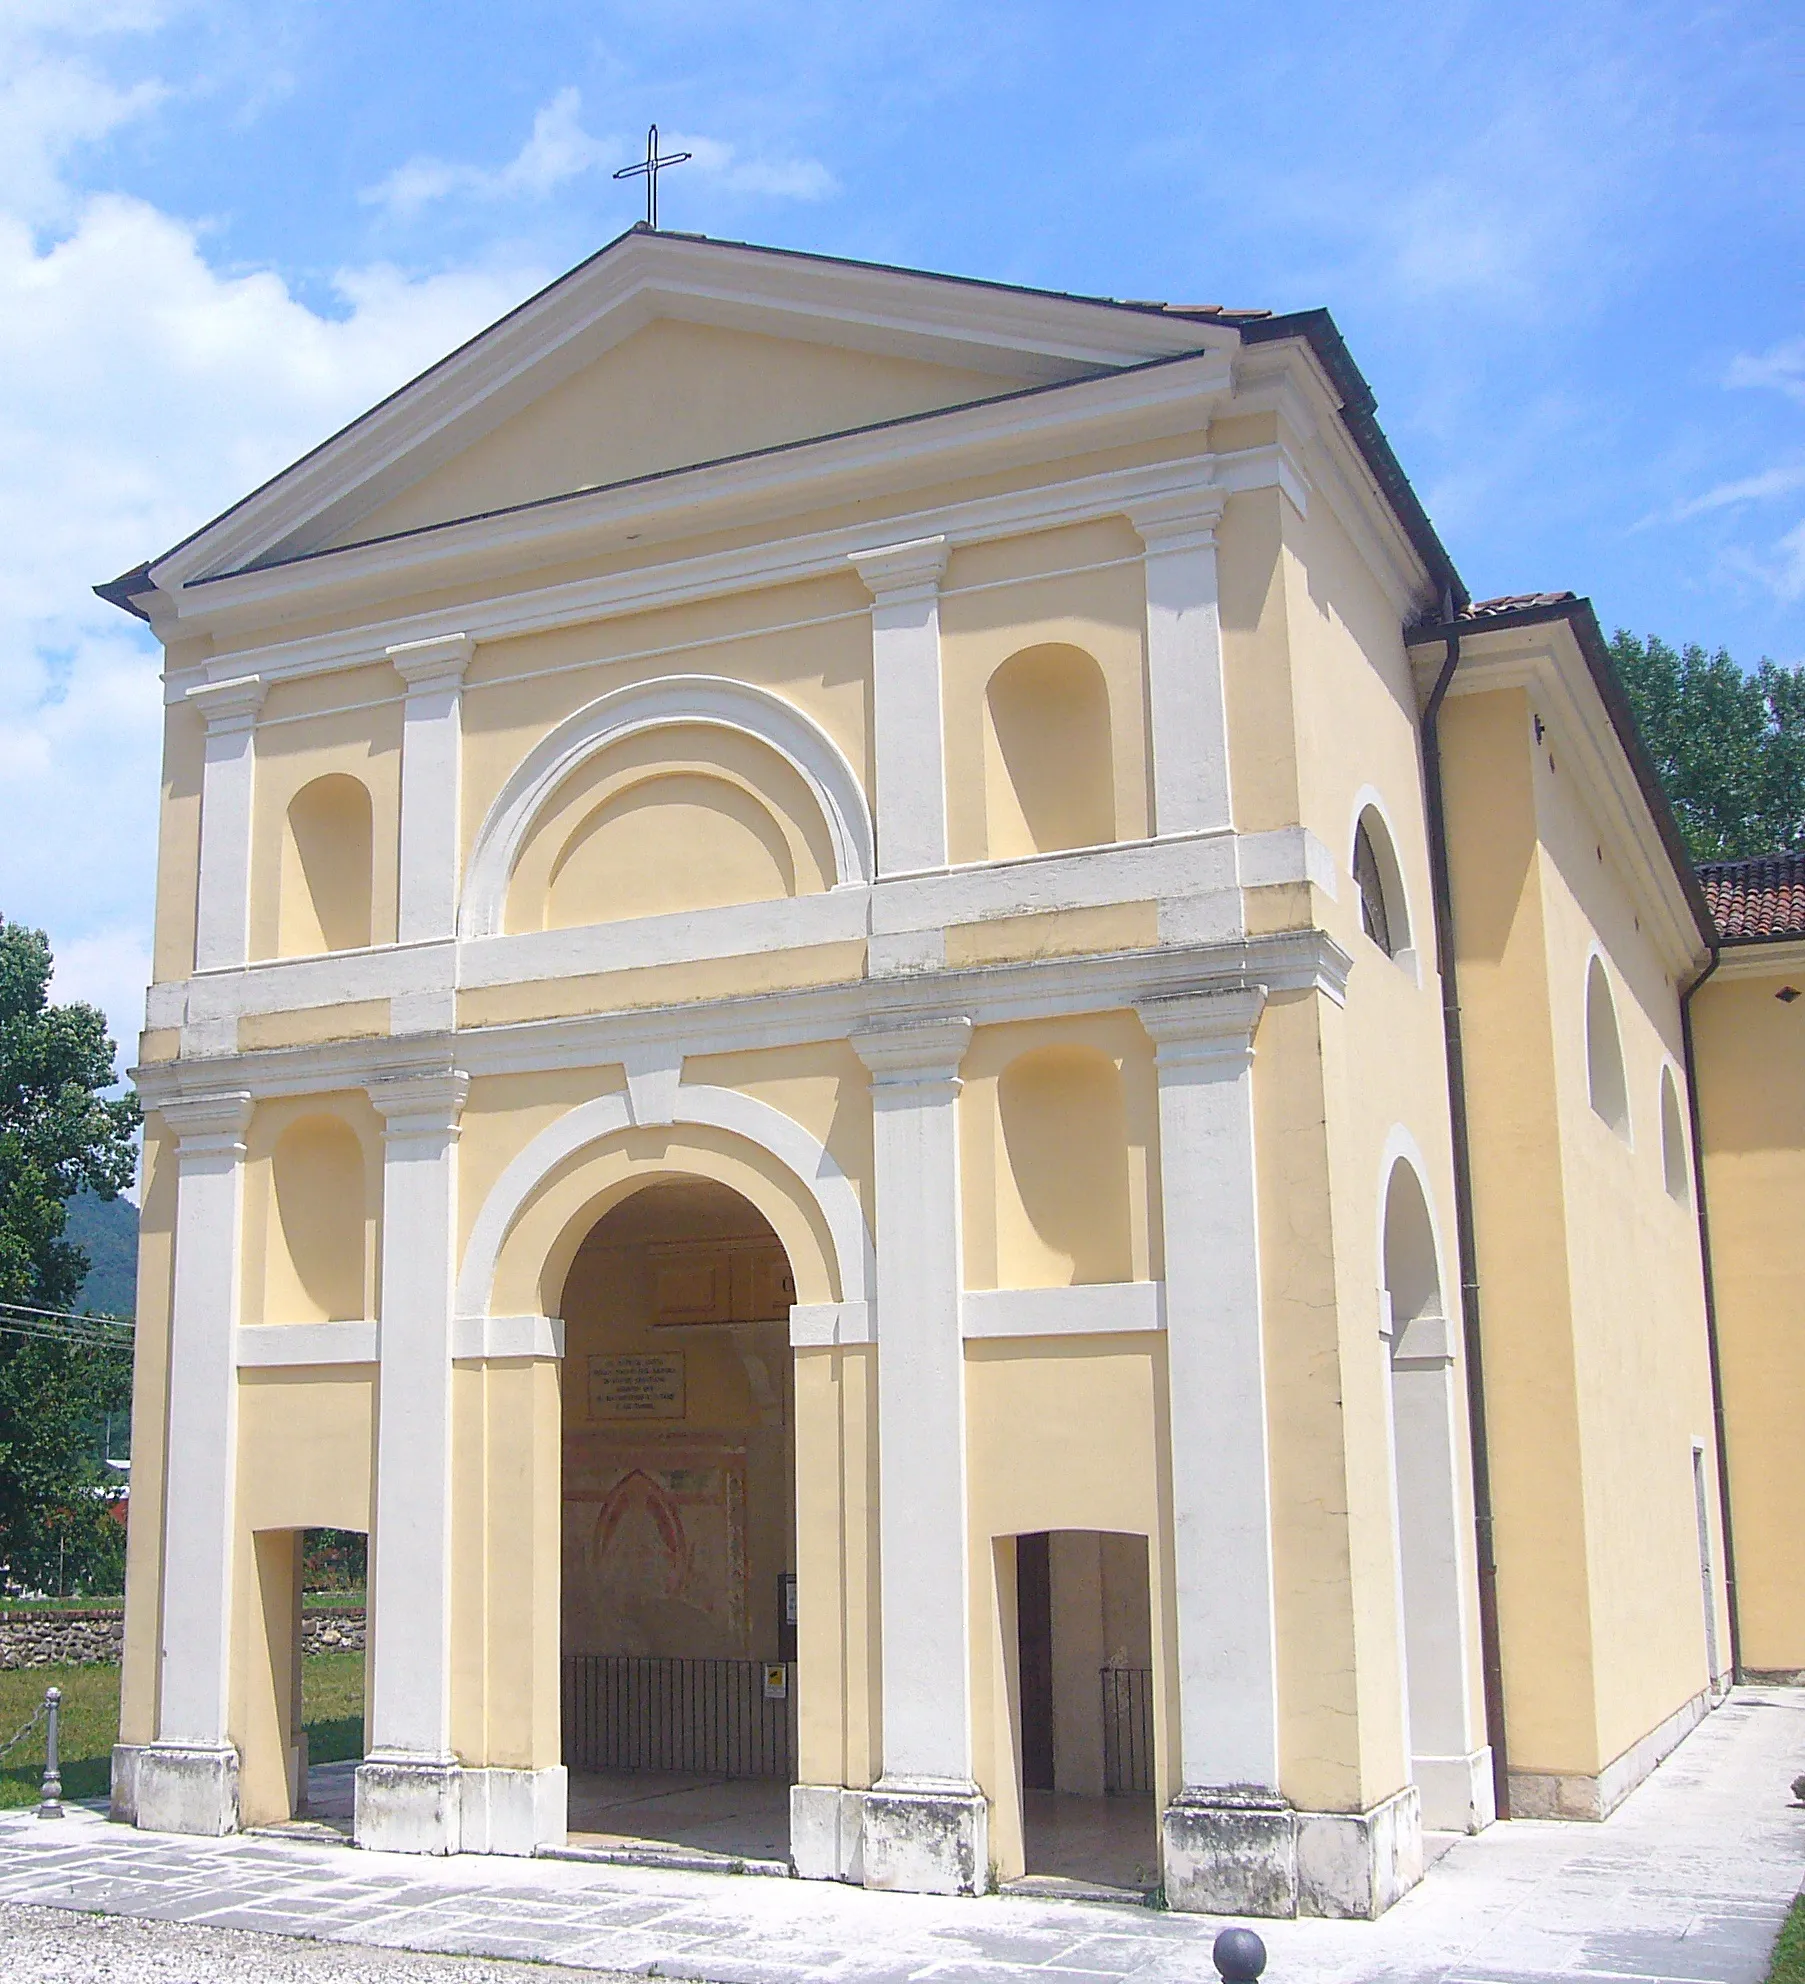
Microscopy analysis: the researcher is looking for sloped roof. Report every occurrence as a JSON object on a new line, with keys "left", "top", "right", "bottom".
{"left": 1698, "top": 854, "right": 1805, "bottom": 944}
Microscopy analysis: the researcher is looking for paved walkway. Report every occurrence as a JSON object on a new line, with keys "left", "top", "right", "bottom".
{"left": 0, "top": 1687, "right": 1798, "bottom": 1984}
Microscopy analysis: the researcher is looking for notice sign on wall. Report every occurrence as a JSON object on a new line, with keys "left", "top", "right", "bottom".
{"left": 589, "top": 1352, "right": 685, "bottom": 1420}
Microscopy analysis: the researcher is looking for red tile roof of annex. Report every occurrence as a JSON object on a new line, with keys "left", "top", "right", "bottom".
{"left": 1698, "top": 854, "right": 1805, "bottom": 944}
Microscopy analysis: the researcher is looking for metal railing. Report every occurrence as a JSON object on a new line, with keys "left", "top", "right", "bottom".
{"left": 562, "top": 1655, "right": 796, "bottom": 1780}
{"left": 1101, "top": 1665, "right": 1154, "bottom": 1796}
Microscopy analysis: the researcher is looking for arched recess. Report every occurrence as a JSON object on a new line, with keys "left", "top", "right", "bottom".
{"left": 1379, "top": 1139, "right": 1491, "bottom": 1833}
{"left": 1660, "top": 1065, "right": 1689, "bottom": 1203}
{"left": 280, "top": 774, "right": 373, "bottom": 955}
{"left": 267, "top": 1113, "right": 370, "bottom": 1323}
{"left": 1585, "top": 955, "right": 1630, "bottom": 1139}
{"left": 983, "top": 645, "right": 1116, "bottom": 859}
{"left": 457, "top": 1084, "right": 873, "bottom": 1327}
{"left": 1350, "top": 793, "right": 1412, "bottom": 967}
{"left": 461, "top": 677, "right": 874, "bottom": 940}
{"left": 995, "top": 1045, "right": 1133, "bottom": 1286}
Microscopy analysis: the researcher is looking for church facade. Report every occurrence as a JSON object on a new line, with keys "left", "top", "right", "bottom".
{"left": 103, "top": 230, "right": 1739, "bottom": 1918}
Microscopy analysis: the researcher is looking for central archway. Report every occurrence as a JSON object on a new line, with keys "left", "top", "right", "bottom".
{"left": 560, "top": 1176, "right": 799, "bottom": 1865}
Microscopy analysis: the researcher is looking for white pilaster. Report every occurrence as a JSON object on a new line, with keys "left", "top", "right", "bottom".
{"left": 137, "top": 1089, "right": 254, "bottom": 1837}
{"left": 188, "top": 677, "right": 266, "bottom": 972}
{"left": 1139, "top": 989, "right": 1278, "bottom": 1792}
{"left": 850, "top": 537, "right": 950, "bottom": 877}
{"left": 359, "top": 1067, "right": 469, "bottom": 1855}
{"left": 390, "top": 633, "right": 472, "bottom": 950}
{"left": 1128, "top": 492, "right": 1233, "bottom": 838}
{"left": 850, "top": 1016, "right": 988, "bottom": 1894}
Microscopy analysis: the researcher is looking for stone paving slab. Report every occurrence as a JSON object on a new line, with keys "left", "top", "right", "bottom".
{"left": 0, "top": 1688, "right": 1800, "bottom": 1984}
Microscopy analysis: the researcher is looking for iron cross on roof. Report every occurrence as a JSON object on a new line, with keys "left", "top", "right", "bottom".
{"left": 614, "top": 124, "right": 693, "bottom": 231}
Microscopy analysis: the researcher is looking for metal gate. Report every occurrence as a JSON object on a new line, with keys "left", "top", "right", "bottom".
{"left": 562, "top": 1655, "right": 797, "bottom": 1779}
{"left": 1100, "top": 1665, "right": 1155, "bottom": 1795}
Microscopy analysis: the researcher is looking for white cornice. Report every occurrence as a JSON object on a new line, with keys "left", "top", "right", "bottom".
{"left": 1414, "top": 622, "right": 1706, "bottom": 975}
{"left": 162, "top": 440, "right": 1310, "bottom": 706}
{"left": 1710, "top": 939, "right": 1805, "bottom": 982}
{"left": 134, "top": 927, "right": 1350, "bottom": 1108}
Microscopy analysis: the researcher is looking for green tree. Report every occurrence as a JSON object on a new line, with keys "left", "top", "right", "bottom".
{"left": 0, "top": 919, "right": 140, "bottom": 1594}
{"left": 1610, "top": 631, "right": 1805, "bottom": 862}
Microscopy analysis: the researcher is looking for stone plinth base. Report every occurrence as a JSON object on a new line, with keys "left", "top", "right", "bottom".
{"left": 860, "top": 1778, "right": 989, "bottom": 1895}
{"left": 1509, "top": 1685, "right": 1713, "bottom": 1822}
{"left": 131, "top": 1743, "right": 240, "bottom": 1837}
{"left": 1413, "top": 1747, "right": 1496, "bottom": 1833}
{"left": 459, "top": 1765, "right": 567, "bottom": 1856}
{"left": 791, "top": 1783, "right": 866, "bottom": 1882}
{"left": 355, "top": 1756, "right": 462, "bottom": 1854}
{"left": 1162, "top": 1783, "right": 1423, "bottom": 1919}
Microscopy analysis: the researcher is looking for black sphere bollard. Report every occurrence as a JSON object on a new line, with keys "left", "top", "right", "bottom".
{"left": 1213, "top": 1925, "right": 1267, "bottom": 1982}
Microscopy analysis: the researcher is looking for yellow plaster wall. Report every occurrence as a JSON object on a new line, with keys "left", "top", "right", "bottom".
{"left": 152, "top": 703, "right": 204, "bottom": 984}
{"left": 248, "top": 672, "right": 401, "bottom": 961}
{"left": 455, "top": 941, "right": 867, "bottom": 1029}
{"left": 940, "top": 522, "right": 1150, "bottom": 864}
{"left": 340, "top": 318, "right": 1016, "bottom": 546}
{"left": 1218, "top": 488, "right": 1302, "bottom": 835}
{"left": 1693, "top": 957, "right": 1805, "bottom": 1673}
{"left": 958, "top": 1014, "right": 1158, "bottom": 1290}
{"left": 963, "top": 1336, "right": 1170, "bottom": 1880}
{"left": 239, "top": 1094, "right": 382, "bottom": 1328}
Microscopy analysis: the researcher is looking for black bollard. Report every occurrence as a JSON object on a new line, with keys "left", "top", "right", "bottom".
{"left": 1213, "top": 1925, "right": 1267, "bottom": 1982}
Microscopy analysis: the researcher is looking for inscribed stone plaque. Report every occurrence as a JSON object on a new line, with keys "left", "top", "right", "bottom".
{"left": 589, "top": 1351, "right": 685, "bottom": 1420}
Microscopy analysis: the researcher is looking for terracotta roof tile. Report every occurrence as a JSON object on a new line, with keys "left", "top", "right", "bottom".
{"left": 1461, "top": 592, "right": 1579, "bottom": 618}
{"left": 1698, "top": 854, "right": 1805, "bottom": 943}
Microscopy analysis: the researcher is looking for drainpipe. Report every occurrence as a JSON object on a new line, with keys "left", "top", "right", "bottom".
{"left": 1419, "top": 617, "right": 1512, "bottom": 1821}
{"left": 1679, "top": 951, "right": 1741, "bottom": 1682}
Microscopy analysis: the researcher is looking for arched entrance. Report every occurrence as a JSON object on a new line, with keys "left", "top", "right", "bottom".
{"left": 1382, "top": 1153, "right": 1493, "bottom": 1834}
{"left": 559, "top": 1176, "right": 799, "bottom": 1866}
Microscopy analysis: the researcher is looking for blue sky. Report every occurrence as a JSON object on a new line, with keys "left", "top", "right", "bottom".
{"left": 1, "top": 0, "right": 1800, "bottom": 1061}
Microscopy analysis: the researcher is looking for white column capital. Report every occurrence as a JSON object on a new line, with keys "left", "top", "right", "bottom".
{"left": 388, "top": 633, "right": 473, "bottom": 694}
{"left": 849, "top": 536, "right": 949, "bottom": 604}
{"left": 366, "top": 1069, "right": 469, "bottom": 1138}
{"left": 1137, "top": 986, "right": 1268, "bottom": 1068}
{"left": 161, "top": 1090, "right": 255, "bottom": 1153}
{"left": 851, "top": 1017, "right": 972, "bottom": 1087}
{"left": 187, "top": 675, "right": 266, "bottom": 734}
{"left": 1127, "top": 487, "right": 1227, "bottom": 554}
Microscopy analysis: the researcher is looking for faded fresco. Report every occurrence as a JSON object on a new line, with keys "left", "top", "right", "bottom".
{"left": 562, "top": 1429, "right": 750, "bottom": 1658}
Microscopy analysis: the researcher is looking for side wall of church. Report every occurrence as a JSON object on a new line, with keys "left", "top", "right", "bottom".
{"left": 1693, "top": 955, "right": 1805, "bottom": 1677}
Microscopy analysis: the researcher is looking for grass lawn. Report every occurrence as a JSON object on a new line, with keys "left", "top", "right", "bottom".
{"left": 1769, "top": 1893, "right": 1805, "bottom": 1984}
{"left": 0, "top": 1652, "right": 366, "bottom": 1809}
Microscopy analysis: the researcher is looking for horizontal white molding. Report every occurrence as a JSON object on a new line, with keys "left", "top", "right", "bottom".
{"left": 135, "top": 926, "right": 1351, "bottom": 1109}
{"left": 235, "top": 1320, "right": 378, "bottom": 1368}
{"left": 451, "top": 1314, "right": 566, "bottom": 1362}
{"left": 961, "top": 1282, "right": 1165, "bottom": 1338}
{"left": 150, "top": 823, "right": 1334, "bottom": 1034}
{"left": 788, "top": 1301, "right": 875, "bottom": 1348}
{"left": 165, "top": 443, "right": 1295, "bottom": 699}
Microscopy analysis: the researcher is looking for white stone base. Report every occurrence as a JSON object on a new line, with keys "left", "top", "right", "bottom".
{"left": 860, "top": 1779, "right": 989, "bottom": 1895}
{"left": 133, "top": 1743, "right": 240, "bottom": 1837}
{"left": 1296, "top": 1785, "right": 1422, "bottom": 1919}
{"left": 110, "top": 1743, "right": 143, "bottom": 1824}
{"left": 459, "top": 1765, "right": 568, "bottom": 1856}
{"left": 1413, "top": 1747, "right": 1496, "bottom": 1833}
{"left": 355, "top": 1756, "right": 462, "bottom": 1854}
{"left": 791, "top": 1783, "right": 865, "bottom": 1882}
{"left": 1509, "top": 1685, "right": 1715, "bottom": 1821}
{"left": 1163, "top": 1784, "right": 1424, "bottom": 1919}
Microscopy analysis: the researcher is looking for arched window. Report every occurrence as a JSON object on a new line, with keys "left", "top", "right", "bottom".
{"left": 280, "top": 774, "right": 373, "bottom": 955}
{"left": 983, "top": 645, "right": 1115, "bottom": 859}
{"left": 1660, "top": 1067, "right": 1689, "bottom": 1203}
{"left": 1352, "top": 806, "right": 1410, "bottom": 962}
{"left": 268, "top": 1114, "right": 368, "bottom": 1323}
{"left": 1585, "top": 957, "right": 1630, "bottom": 1139}
{"left": 996, "top": 1045, "right": 1133, "bottom": 1286}
{"left": 1382, "top": 1157, "right": 1442, "bottom": 1333}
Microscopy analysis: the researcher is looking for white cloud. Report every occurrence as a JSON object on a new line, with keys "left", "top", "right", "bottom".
{"left": 1664, "top": 463, "right": 1805, "bottom": 524}
{"left": 362, "top": 89, "right": 834, "bottom": 220}
{"left": 0, "top": 28, "right": 541, "bottom": 1060}
{"left": 1728, "top": 338, "right": 1805, "bottom": 408}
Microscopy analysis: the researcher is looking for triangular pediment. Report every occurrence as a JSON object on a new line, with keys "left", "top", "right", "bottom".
{"left": 150, "top": 229, "right": 1236, "bottom": 588}
{"left": 324, "top": 316, "right": 1024, "bottom": 553}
